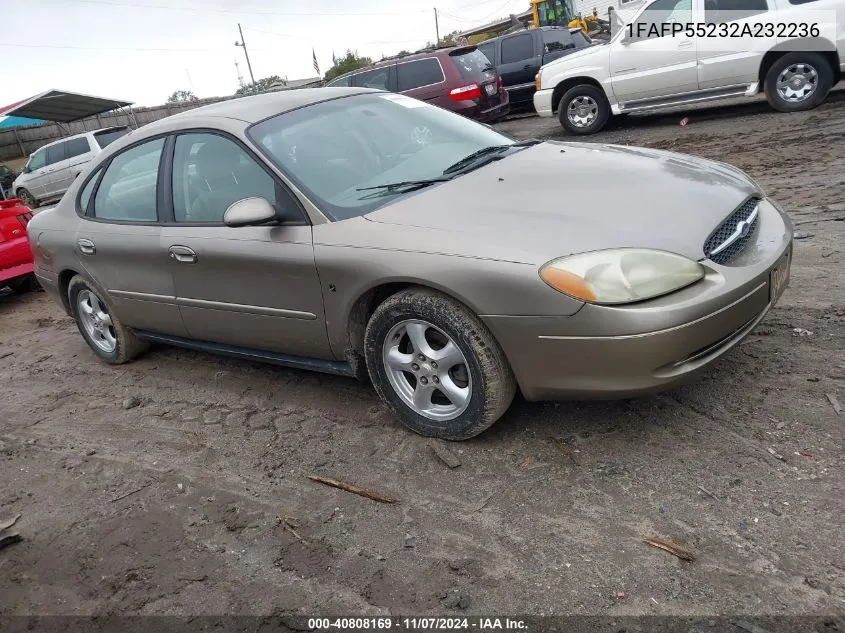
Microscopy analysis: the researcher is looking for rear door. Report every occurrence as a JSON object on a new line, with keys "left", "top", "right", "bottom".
{"left": 43, "top": 141, "right": 68, "bottom": 198}
{"left": 76, "top": 136, "right": 187, "bottom": 336}
{"left": 497, "top": 32, "right": 541, "bottom": 101}
{"left": 396, "top": 57, "right": 447, "bottom": 105}
{"left": 697, "top": 0, "right": 770, "bottom": 89}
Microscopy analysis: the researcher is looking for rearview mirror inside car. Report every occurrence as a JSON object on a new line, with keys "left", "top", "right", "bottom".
{"left": 223, "top": 197, "right": 277, "bottom": 227}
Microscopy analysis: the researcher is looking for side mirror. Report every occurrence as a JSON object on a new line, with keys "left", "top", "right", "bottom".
{"left": 22, "top": 165, "right": 31, "bottom": 174}
{"left": 223, "top": 197, "right": 277, "bottom": 227}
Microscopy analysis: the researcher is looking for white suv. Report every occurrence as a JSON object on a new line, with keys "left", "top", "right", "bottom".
{"left": 13, "top": 126, "right": 132, "bottom": 207}
{"left": 534, "top": 0, "right": 845, "bottom": 134}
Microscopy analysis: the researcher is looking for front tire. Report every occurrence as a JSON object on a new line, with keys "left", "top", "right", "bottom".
{"left": 16, "top": 188, "right": 37, "bottom": 208}
{"left": 764, "top": 52, "right": 833, "bottom": 113}
{"left": 364, "top": 288, "right": 516, "bottom": 441}
{"left": 68, "top": 276, "right": 149, "bottom": 364}
{"left": 558, "top": 84, "right": 610, "bottom": 135}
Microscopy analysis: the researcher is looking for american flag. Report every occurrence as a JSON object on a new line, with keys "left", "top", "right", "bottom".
{"left": 313, "top": 49, "right": 320, "bottom": 75}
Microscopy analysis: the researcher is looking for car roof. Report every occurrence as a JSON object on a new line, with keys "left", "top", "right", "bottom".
{"left": 155, "top": 87, "right": 377, "bottom": 127}
{"left": 34, "top": 126, "right": 128, "bottom": 151}
{"left": 328, "top": 45, "right": 477, "bottom": 83}
{"left": 479, "top": 26, "right": 582, "bottom": 44}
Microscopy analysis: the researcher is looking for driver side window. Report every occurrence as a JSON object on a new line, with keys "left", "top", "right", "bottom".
{"left": 28, "top": 149, "right": 46, "bottom": 172}
{"left": 634, "top": 0, "right": 693, "bottom": 38}
{"left": 172, "top": 133, "right": 278, "bottom": 223}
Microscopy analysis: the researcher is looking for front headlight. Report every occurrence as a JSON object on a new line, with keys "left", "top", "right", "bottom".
{"left": 539, "top": 248, "right": 705, "bottom": 305}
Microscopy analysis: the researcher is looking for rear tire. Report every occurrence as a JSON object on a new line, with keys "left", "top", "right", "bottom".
{"left": 764, "top": 52, "right": 833, "bottom": 113}
{"left": 364, "top": 288, "right": 516, "bottom": 441}
{"left": 67, "top": 276, "right": 149, "bottom": 364}
{"left": 7, "top": 275, "right": 38, "bottom": 294}
{"left": 558, "top": 84, "right": 610, "bottom": 135}
{"left": 16, "top": 188, "right": 37, "bottom": 208}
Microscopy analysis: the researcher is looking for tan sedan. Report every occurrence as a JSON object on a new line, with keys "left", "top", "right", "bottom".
{"left": 26, "top": 87, "right": 793, "bottom": 440}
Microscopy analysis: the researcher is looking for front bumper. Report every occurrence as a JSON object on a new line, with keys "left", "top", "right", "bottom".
{"left": 483, "top": 198, "right": 793, "bottom": 401}
{"left": 534, "top": 88, "right": 555, "bottom": 117}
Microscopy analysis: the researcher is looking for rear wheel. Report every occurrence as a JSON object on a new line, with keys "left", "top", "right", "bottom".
{"left": 16, "top": 188, "right": 37, "bottom": 208}
{"left": 67, "top": 276, "right": 149, "bottom": 364}
{"left": 7, "top": 275, "right": 38, "bottom": 294}
{"left": 558, "top": 84, "right": 610, "bottom": 135}
{"left": 364, "top": 288, "right": 516, "bottom": 441}
{"left": 764, "top": 52, "right": 833, "bottom": 113}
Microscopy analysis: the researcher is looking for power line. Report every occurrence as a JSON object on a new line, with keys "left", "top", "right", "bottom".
{"left": 65, "top": 0, "right": 430, "bottom": 17}
{"left": 439, "top": 0, "right": 523, "bottom": 23}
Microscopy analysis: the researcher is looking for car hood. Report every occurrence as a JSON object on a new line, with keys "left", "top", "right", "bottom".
{"left": 364, "top": 141, "right": 760, "bottom": 265}
{"left": 541, "top": 43, "right": 606, "bottom": 70}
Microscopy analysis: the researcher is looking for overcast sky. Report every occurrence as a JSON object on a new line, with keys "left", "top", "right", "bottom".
{"left": 3, "top": 0, "right": 527, "bottom": 108}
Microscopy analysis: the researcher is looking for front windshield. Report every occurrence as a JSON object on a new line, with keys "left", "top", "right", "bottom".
{"left": 247, "top": 92, "right": 515, "bottom": 221}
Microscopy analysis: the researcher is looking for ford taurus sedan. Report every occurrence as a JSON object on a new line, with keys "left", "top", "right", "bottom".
{"left": 26, "top": 87, "right": 793, "bottom": 440}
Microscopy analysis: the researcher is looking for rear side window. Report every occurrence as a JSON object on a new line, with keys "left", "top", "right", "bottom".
{"left": 65, "top": 137, "right": 91, "bottom": 159}
{"left": 451, "top": 49, "right": 494, "bottom": 81}
{"left": 396, "top": 58, "right": 444, "bottom": 91}
{"left": 543, "top": 29, "right": 576, "bottom": 52}
{"left": 93, "top": 127, "right": 131, "bottom": 149}
{"left": 477, "top": 41, "right": 496, "bottom": 65}
{"left": 353, "top": 67, "right": 390, "bottom": 90}
{"left": 501, "top": 33, "right": 534, "bottom": 64}
{"left": 46, "top": 142, "right": 67, "bottom": 166}
{"left": 78, "top": 168, "right": 101, "bottom": 213}
{"left": 93, "top": 138, "right": 164, "bottom": 222}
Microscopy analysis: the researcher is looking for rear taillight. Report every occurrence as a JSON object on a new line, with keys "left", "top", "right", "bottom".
{"left": 449, "top": 83, "right": 482, "bottom": 101}
{"left": 17, "top": 212, "right": 33, "bottom": 228}
{"left": 498, "top": 76, "right": 504, "bottom": 89}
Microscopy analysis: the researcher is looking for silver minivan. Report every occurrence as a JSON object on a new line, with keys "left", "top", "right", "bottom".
{"left": 12, "top": 126, "right": 132, "bottom": 207}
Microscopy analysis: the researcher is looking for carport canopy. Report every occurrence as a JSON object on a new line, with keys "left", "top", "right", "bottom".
{"left": 0, "top": 89, "right": 133, "bottom": 123}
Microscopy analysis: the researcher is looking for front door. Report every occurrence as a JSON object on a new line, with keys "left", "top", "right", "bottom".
{"left": 76, "top": 136, "right": 187, "bottom": 336}
{"left": 21, "top": 147, "right": 50, "bottom": 198}
{"left": 163, "top": 132, "right": 332, "bottom": 359}
{"left": 609, "top": 0, "right": 700, "bottom": 104}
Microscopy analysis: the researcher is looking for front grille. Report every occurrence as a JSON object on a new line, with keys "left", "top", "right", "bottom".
{"left": 703, "top": 197, "right": 759, "bottom": 265}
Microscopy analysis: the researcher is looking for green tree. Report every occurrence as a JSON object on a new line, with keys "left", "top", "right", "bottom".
{"left": 235, "top": 75, "right": 284, "bottom": 97}
{"left": 439, "top": 30, "right": 467, "bottom": 47}
{"left": 166, "top": 90, "right": 199, "bottom": 104}
{"left": 324, "top": 50, "right": 372, "bottom": 82}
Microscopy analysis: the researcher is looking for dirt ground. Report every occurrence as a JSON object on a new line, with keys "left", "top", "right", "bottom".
{"left": 1, "top": 92, "right": 844, "bottom": 620}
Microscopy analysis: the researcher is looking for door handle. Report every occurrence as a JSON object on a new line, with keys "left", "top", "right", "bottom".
{"left": 678, "top": 40, "right": 693, "bottom": 49}
{"left": 77, "top": 238, "right": 96, "bottom": 255}
{"left": 523, "top": 64, "right": 533, "bottom": 70}
{"left": 169, "top": 245, "right": 198, "bottom": 263}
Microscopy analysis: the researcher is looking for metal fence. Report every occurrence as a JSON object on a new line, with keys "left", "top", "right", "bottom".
{"left": 0, "top": 95, "right": 231, "bottom": 161}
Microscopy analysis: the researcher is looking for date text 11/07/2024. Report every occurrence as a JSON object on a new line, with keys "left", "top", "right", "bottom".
{"left": 307, "top": 618, "right": 528, "bottom": 631}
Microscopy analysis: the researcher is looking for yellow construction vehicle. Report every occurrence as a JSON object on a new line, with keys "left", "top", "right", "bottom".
{"left": 530, "top": 0, "right": 611, "bottom": 38}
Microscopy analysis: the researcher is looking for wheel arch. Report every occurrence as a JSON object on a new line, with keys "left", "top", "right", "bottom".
{"left": 551, "top": 76, "right": 607, "bottom": 113}
{"left": 57, "top": 268, "right": 82, "bottom": 316}
{"left": 343, "top": 280, "right": 488, "bottom": 381}
{"left": 758, "top": 46, "right": 841, "bottom": 89}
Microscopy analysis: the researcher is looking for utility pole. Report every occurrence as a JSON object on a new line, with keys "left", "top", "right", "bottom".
{"left": 434, "top": 7, "right": 440, "bottom": 44}
{"left": 234, "top": 23, "right": 256, "bottom": 85}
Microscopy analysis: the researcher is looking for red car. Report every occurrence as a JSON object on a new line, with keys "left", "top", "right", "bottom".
{"left": 0, "top": 198, "right": 36, "bottom": 293}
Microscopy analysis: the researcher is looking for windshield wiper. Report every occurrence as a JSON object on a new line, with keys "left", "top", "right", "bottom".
{"left": 355, "top": 177, "right": 452, "bottom": 200}
{"left": 442, "top": 139, "right": 542, "bottom": 176}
